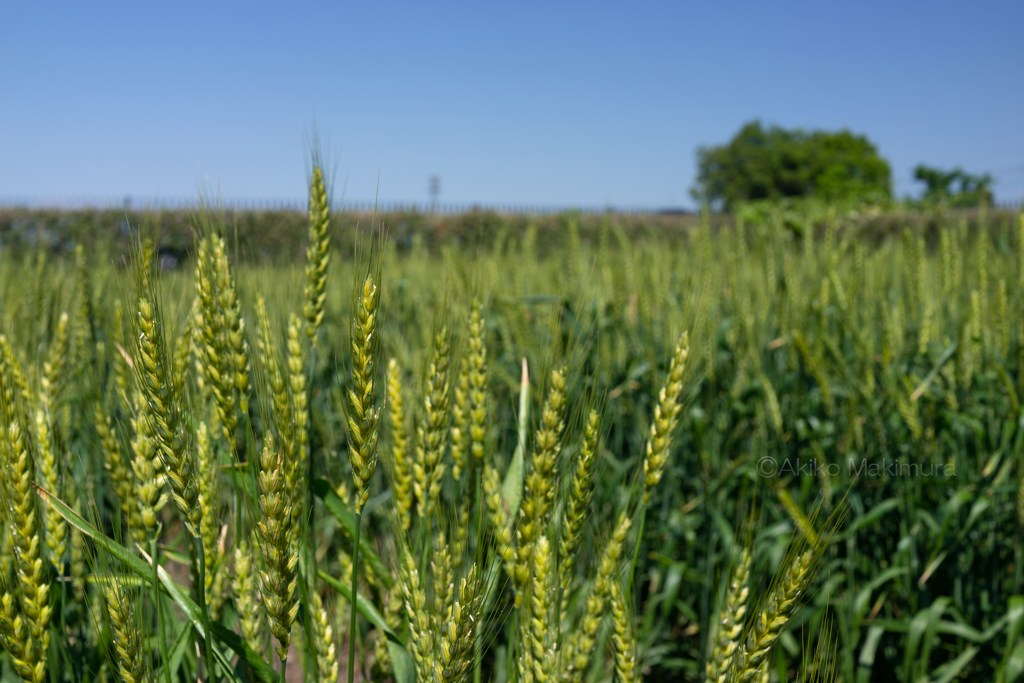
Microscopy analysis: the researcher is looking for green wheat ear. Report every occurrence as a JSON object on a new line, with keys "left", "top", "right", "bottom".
{"left": 610, "top": 578, "right": 640, "bottom": 683}
{"left": 642, "top": 331, "right": 689, "bottom": 505}
{"left": 514, "top": 366, "right": 567, "bottom": 608}
{"left": 0, "top": 417, "right": 50, "bottom": 683}
{"left": 304, "top": 165, "right": 331, "bottom": 344}
{"left": 706, "top": 549, "right": 751, "bottom": 683}
{"left": 414, "top": 325, "right": 452, "bottom": 522}
{"left": 434, "top": 563, "right": 484, "bottom": 683}
{"left": 561, "top": 511, "right": 632, "bottom": 682}
{"left": 347, "top": 272, "right": 382, "bottom": 514}
{"left": 194, "top": 232, "right": 250, "bottom": 453}
{"left": 103, "top": 570, "right": 154, "bottom": 683}
{"left": 310, "top": 589, "right": 339, "bottom": 683}
{"left": 386, "top": 358, "right": 414, "bottom": 534}
{"left": 134, "top": 295, "right": 201, "bottom": 537}
{"left": 255, "top": 434, "right": 299, "bottom": 661}
{"left": 232, "top": 535, "right": 263, "bottom": 648}
{"left": 559, "top": 407, "right": 601, "bottom": 594}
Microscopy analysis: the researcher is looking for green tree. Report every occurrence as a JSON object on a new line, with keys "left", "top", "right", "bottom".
{"left": 913, "top": 164, "right": 993, "bottom": 207}
{"left": 692, "top": 120, "right": 892, "bottom": 210}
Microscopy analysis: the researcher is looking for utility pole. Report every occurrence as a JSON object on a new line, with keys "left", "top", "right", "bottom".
{"left": 428, "top": 174, "right": 441, "bottom": 213}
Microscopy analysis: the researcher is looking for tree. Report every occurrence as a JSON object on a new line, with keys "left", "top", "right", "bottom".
{"left": 913, "top": 164, "right": 992, "bottom": 207}
{"left": 692, "top": 121, "right": 892, "bottom": 211}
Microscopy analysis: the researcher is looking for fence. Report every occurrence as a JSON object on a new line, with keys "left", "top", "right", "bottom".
{"left": 0, "top": 194, "right": 692, "bottom": 216}
{"left": 1, "top": 193, "right": 1020, "bottom": 215}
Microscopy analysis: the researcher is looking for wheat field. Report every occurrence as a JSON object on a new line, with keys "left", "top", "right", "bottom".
{"left": 0, "top": 168, "right": 1020, "bottom": 683}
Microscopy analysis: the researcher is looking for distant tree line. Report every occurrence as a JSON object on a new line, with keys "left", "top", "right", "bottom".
{"left": 692, "top": 120, "right": 994, "bottom": 211}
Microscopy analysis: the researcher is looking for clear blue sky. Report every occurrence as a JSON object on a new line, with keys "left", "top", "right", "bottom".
{"left": 2, "top": 1, "right": 1022, "bottom": 208}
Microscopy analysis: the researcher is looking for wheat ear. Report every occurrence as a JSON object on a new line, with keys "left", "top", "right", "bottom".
{"left": 0, "top": 588, "right": 39, "bottom": 683}
{"left": 733, "top": 550, "right": 815, "bottom": 682}
{"left": 526, "top": 535, "right": 555, "bottom": 683}
{"left": 285, "top": 313, "right": 309, "bottom": 535}
{"left": 304, "top": 166, "right": 331, "bottom": 344}
{"left": 642, "top": 332, "right": 689, "bottom": 504}
{"left": 559, "top": 408, "right": 600, "bottom": 594}
{"left": 256, "top": 296, "right": 297, "bottom": 475}
{"left": 134, "top": 291, "right": 212, "bottom": 676}
{"left": 466, "top": 300, "right": 488, "bottom": 465}
{"left": 95, "top": 406, "right": 139, "bottom": 536}
{"left": 562, "top": 511, "right": 631, "bottom": 682}
{"left": 626, "top": 331, "right": 690, "bottom": 588}
{"left": 345, "top": 271, "right": 383, "bottom": 683}
{"left": 104, "top": 572, "right": 154, "bottom": 683}
{"left": 454, "top": 299, "right": 489, "bottom": 556}
{"left": 451, "top": 354, "right": 471, "bottom": 484}
{"left": 34, "top": 313, "right": 69, "bottom": 569}
{"left": 135, "top": 296, "right": 202, "bottom": 536}
{"left": 0, "top": 336, "right": 32, "bottom": 408}
{"left": 386, "top": 359, "right": 414, "bottom": 534}
{"left": 128, "top": 389, "right": 167, "bottom": 546}
{"left": 706, "top": 549, "right": 751, "bottom": 683}
{"left": 483, "top": 463, "right": 515, "bottom": 578}
{"left": 1, "top": 416, "right": 50, "bottom": 683}
{"left": 34, "top": 404, "right": 65, "bottom": 567}
{"left": 435, "top": 563, "right": 484, "bottom": 683}
{"left": 515, "top": 367, "right": 566, "bottom": 606}
{"left": 348, "top": 272, "right": 382, "bottom": 514}
{"left": 232, "top": 536, "right": 263, "bottom": 648}
{"left": 195, "top": 421, "right": 223, "bottom": 608}
{"left": 413, "top": 326, "right": 452, "bottom": 521}
{"left": 255, "top": 434, "right": 300, "bottom": 664}
{"left": 610, "top": 578, "right": 640, "bottom": 683}
{"left": 399, "top": 550, "right": 433, "bottom": 683}
{"left": 311, "top": 589, "right": 340, "bottom": 683}
{"left": 194, "top": 234, "right": 250, "bottom": 453}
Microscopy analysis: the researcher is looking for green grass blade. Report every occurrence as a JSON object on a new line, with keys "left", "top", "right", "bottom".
{"left": 502, "top": 357, "right": 530, "bottom": 512}
{"left": 1003, "top": 642, "right": 1024, "bottom": 683}
{"left": 930, "top": 646, "right": 978, "bottom": 683}
{"left": 999, "top": 597, "right": 1024, "bottom": 679}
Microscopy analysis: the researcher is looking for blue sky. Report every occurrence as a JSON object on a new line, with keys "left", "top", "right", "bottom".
{"left": 2, "top": 1, "right": 1022, "bottom": 208}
